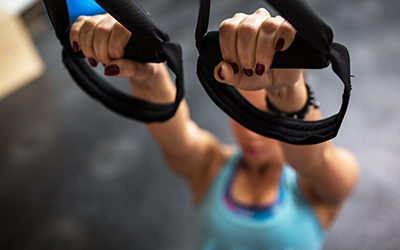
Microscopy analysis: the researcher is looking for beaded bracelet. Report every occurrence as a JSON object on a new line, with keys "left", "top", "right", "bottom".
{"left": 266, "top": 83, "right": 320, "bottom": 119}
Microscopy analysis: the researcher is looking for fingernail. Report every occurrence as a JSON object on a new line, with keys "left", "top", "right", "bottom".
{"left": 72, "top": 41, "right": 79, "bottom": 53}
{"left": 275, "top": 38, "right": 285, "bottom": 52}
{"left": 88, "top": 58, "right": 98, "bottom": 67}
{"left": 256, "top": 63, "right": 265, "bottom": 76}
{"left": 218, "top": 68, "right": 225, "bottom": 80}
{"left": 230, "top": 63, "right": 239, "bottom": 74}
{"left": 104, "top": 64, "right": 120, "bottom": 76}
{"left": 243, "top": 68, "right": 253, "bottom": 77}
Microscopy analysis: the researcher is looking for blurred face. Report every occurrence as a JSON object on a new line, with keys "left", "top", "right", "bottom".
{"left": 230, "top": 89, "right": 284, "bottom": 168}
{"left": 230, "top": 119, "right": 283, "bottom": 168}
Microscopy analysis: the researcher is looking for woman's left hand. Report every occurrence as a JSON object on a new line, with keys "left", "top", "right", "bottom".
{"left": 213, "top": 8, "right": 301, "bottom": 90}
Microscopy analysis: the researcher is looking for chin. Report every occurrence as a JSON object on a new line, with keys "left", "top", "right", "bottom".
{"left": 242, "top": 151, "right": 268, "bottom": 166}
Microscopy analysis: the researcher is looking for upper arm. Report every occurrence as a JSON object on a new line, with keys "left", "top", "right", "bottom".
{"left": 299, "top": 143, "right": 359, "bottom": 204}
{"left": 296, "top": 144, "right": 359, "bottom": 229}
{"left": 281, "top": 107, "right": 359, "bottom": 205}
{"left": 160, "top": 120, "right": 222, "bottom": 180}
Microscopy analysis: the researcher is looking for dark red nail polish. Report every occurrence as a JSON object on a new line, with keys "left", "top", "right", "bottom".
{"left": 275, "top": 38, "right": 285, "bottom": 52}
{"left": 104, "top": 65, "right": 120, "bottom": 76}
{"left": 243, "top": 68, "right": 253, "bottom": 77}
{"left": 230, "top": 63, "right": 239, "bottom": 74}
{"left": 88, "top": 58, "right": 98, "bottom": 67}
{"left": 256, "top": 63, "right": 265, "bottom": 76}
{"left": 72, "top": 41, "right": 79, "bottom": 53}
{"left": 218, "top": 68, "right": 225, "bottom": 80}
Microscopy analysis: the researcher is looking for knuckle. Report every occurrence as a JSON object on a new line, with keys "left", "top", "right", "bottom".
{"left": 113, "top": 22, "right": 129, "bottom": 35}
{"left": 219, "top": 20, "right": 236, "bottom": 37}
{"left": 238, "top": 54, "right": 252, "bottom": 67}
{"left": 233, "top": 12, "right": 246, "bottom": 19}
{"left": 281, "top": 21, "right": 297, "bottom": 34}
{"left": 260, "top": 19, "right": 280, "bottom": 33}
{"left": 238, "top": 23, "right": 257, "bottom": 36}
{"left": 108, "top": 44, "right": 124, "bottom": 59}
{"left": 255, "top": 7, "right": 269, "bottom": 15}
{"left": 239, "top": 59, "right": 252, "bottom": 68}
{"left": 94, "top": 48, "right": 110, "bottom": 63}
{"left": 75, "top": 15, "right": 88, "bottom": 22}
{"left": 69, "top": 26, "right": 80, "bottom": 38}
{"left": 82, "top": 19, "right": 97, "bottom": 33}
{"left": 95, "top": 23, "right": 111, "bottom": 36}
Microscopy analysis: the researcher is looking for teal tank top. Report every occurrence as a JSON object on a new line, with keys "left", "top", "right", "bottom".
{"left": 194, "top": 151, "right": 326, "bottom": 250}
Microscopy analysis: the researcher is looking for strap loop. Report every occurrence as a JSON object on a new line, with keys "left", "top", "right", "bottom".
{"left": 196, "top": 0, "right": 352, "bottom": 145}
{"left": 43, "top": 0, "right": 185, "bottom": 122}
{"left": 44, "top": 0, "right": 352, "bottom": 145}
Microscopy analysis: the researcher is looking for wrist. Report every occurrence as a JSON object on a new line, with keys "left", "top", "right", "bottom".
{"left": 129, "top": 64, "right": 176, "bottom": 104}
{"left": 266, "top": 76, "right": 307, "bottom": 114}
{"left": 266, "top": 83, "right": 319, "bottom": 119}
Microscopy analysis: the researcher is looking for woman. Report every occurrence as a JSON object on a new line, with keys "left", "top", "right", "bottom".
{"left": 70, "top": 8, "right": 359, "bottom": 249}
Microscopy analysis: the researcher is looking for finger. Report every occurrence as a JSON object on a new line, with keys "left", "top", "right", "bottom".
{"left": 274, "top": 17, "right": 297, "bottom": 52}
{"left": 213, "top": 61, "right": 242, "bottom": 85}
{"left": 104, "top": 59, "right": 153, "bottom": 79}
{"left": 255, "top": 16, "right": 284, "bottom": 75}
{"left": 219, "top": 13, "right": 246, "bottom": 74}
{"left": 108, "top": 22, "right": 131, "bottom": 60}
{"left": 237, "top": 8, "right": 271, "bottom": 74}
{"left": 92, "top": 15, "right": 116, "bottom": 65}
{"left": 69, "top": 15, "right": 89, "bottom": 53}
{"left": 79, "top": 15, "right": 108, "bottom": 67}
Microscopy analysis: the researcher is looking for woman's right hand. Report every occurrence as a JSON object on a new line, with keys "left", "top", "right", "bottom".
{"left": 69, "top": 14, "right": 165, "bottom": 85}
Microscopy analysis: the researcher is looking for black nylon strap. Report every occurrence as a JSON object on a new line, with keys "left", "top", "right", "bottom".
{"left": 43, "top": 0, "right": 184, "bottom": 122}
{"left": 267, "top": 0, "right": 333, "bottom": 54}
{"left": 196, "top": 0, "right": 352, "bottom": 145}
{"left": 44, "top": 0, "right": 351, "bottom": 145}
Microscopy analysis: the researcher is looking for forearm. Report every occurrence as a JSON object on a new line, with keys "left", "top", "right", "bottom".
{"left": 267, "top": 72, "right": 359, "bottom": 202}
{"left": 129, "top": 63, "right": 221, "bottom": 178}
{"left": 266, "top": 70, "right": 327, "bottom": 174}
{"left": 129, "top": 64, "right": 193, "bottom": 152}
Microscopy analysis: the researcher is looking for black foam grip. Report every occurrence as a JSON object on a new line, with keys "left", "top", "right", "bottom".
{"left": 200, "top": 31, "right": 330, "bottom": 69}
{"left": 63, "top": 27, "right": 165, "bottom": 63}
{"left": 123, "top": 36, "right": 166, "bottom": 63}
{"left": 94, "top": 0, "right": 169, "bottom": 52}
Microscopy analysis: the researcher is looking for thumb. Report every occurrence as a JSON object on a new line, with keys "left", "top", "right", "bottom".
{"left": 213, "top": 61, "right": 236, "bottom": 84}
{"left": 104, "top": 59, "right": 154, "bottom": 79}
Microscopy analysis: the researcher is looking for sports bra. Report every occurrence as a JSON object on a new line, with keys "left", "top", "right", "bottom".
{"left": 194, "top": 151, "right": 326, "bottom": 250}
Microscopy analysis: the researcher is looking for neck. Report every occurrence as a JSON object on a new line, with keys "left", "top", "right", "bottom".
{"left": 241, "top": 153, "right": 283, "bottom": 176}
{"left": 232, "top": 158, "right": 283, "bottom": 206}
{"left": 240, "top": 157, "right": 283, "bottom": 187}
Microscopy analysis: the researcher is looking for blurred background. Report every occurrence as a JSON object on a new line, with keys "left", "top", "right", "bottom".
{"left": 0, "top": 0, "right": 399, "bottom": 249}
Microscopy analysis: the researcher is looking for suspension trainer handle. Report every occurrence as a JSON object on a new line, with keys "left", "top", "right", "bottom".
{"left": 43, "top": 0, "right": 184, "bottom": 123}
{"left": 44, "top": 0, "right": 351, "bottom": 145}
{"left": 196, "top": 0, "right": 352, "bottom": 145}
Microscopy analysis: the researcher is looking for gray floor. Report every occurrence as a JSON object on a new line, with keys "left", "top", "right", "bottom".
{"left": 1, "top": 0, "right": 400, "bottom": 249}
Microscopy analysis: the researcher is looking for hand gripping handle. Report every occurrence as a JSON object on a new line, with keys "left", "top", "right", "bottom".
{"left": 44, "top": 0, "right": 184, "bottom": 123}
{"left": 199, "top": 31, "right": 330, "bottom": 69}
{"left": 195, "top": 0, "right": 352, "bottom": 145}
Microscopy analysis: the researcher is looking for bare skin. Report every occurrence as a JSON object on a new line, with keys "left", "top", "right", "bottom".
{"left": 70, "top": 8, "right": 359, "bottom": 229}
